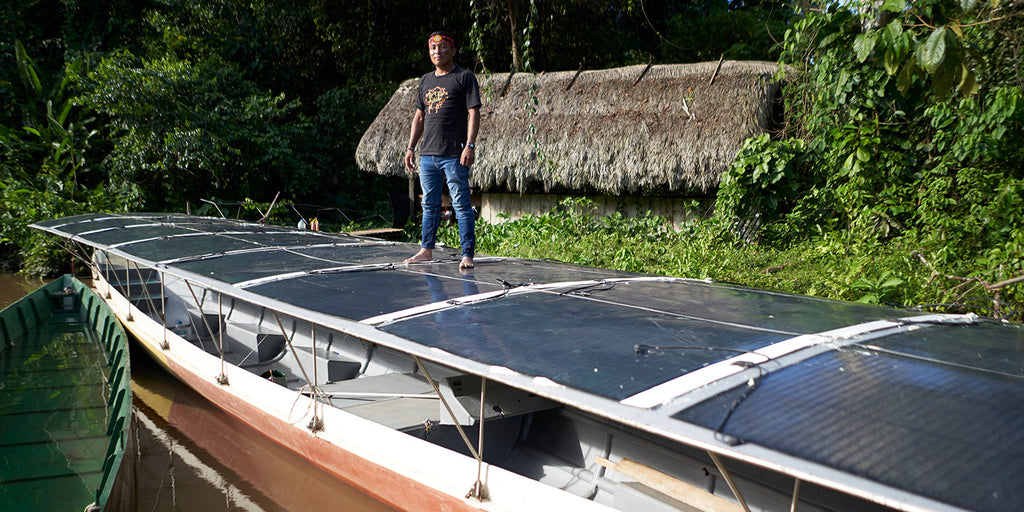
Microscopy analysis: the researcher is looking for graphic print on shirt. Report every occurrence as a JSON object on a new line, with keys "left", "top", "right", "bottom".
{"left": 425, "top": 86, "right": 448, "bottom": 114}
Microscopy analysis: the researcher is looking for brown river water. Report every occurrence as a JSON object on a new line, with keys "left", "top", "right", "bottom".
{"left": 1, "top": 272, "right": 397, "bottom": 511}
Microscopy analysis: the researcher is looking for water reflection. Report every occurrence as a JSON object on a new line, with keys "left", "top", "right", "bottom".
{"left": 118, "top": 344, "right": 398, "bottom": 512}
{"left": 0, "top": 273, "right": 47, "bottom": 308}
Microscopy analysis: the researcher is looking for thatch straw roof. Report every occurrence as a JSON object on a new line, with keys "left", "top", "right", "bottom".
{"left": 356, "top": 60, "right": 783, "bottom": 195}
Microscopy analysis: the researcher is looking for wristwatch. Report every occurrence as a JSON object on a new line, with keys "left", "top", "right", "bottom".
{"left": 466, "top": 143, "right": 476, "bottom": 149}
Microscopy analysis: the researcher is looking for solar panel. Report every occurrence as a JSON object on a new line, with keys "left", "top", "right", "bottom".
{"left": 381, "top": 289, "right": 792, "bottom": 400}
{"left": 673, "top": 329, "right": 1024, "bottom": 511}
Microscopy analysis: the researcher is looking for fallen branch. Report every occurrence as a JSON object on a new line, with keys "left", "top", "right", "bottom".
{"left": 258, "top": 191, "right": 281, "bottom": 223}
{"left": 912, "top": 250, "right": 1023, "bottom": 319}
{"left": 709, "top": 54, "right": 724, "bottom": 85}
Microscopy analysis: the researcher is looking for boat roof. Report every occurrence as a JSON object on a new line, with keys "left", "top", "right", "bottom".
{"left": 32, "top": 213, "right": 1024, "bottom": 512}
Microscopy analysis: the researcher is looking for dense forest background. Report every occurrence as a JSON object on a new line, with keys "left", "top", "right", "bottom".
{"left": 2, "top": 0, "right": 1023, "bottom": 318}
{"left": 0, "top": 0, "right": 791, "bottom": 264}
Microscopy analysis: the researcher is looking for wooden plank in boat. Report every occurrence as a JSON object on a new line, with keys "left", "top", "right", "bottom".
{"left": 596, "top": 457, "right": 744, "bottom": 512}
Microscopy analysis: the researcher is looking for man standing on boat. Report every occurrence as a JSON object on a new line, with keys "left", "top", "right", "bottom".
{"left": 403, "top": 31, "right": 481, "bottom": 270}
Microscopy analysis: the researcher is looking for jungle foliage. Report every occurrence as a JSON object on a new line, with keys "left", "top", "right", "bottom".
{"left": 711, "top": 0, "right": 1024, "bottom": 318}
{"left": 2, "top": 0, "right": 1022, "bottom": 318}
{"left": 3, "top": 0, "right": 786, "bottom": 272}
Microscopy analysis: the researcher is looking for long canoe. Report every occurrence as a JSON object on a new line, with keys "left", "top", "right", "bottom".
{"left": 32, "top": 213, "right": 1024, "bottom": 512}
{"left": 0, "top": 275, "right": 132, "bottom": 511}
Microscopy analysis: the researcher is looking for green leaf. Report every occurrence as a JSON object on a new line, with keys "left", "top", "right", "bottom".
{"left": 854, "top": 33, "right": 876, "bottom": 63}
{"left": 857, "top": 146, "right": 871, "bottom": 162}
{"left": 881, "top": 277, "right": 905, "bottom": 288}
{"left": 932, "top": 61, "right": 956, "bottom": 98}
{"left": 56, "top": 100, "right": 73, "bottom": 126}
{"left": 14, "top": 40, "right": 43, "bottom": 97}
{"left": 844, "top": 152, "right": 855, "bottom": 171}
{"left": 884, "top": 48, "right": 900, "bottom": 76}
{"left": 961, "top": 0, "right": 978, "bottom": 11}
{"left": 881, "top": 0, "right": 906, "bottom": 11}
{"left": 958, "top": 64, "right": 978, "bottom": 95}
{"left": 883, "top": 19, "right": 903, "bottom": 44}
{"left": 917, "top": 26, "right": 948, "bottom": 74}
{"left": 897, "top": 56, "right": 916, "bottom": 95}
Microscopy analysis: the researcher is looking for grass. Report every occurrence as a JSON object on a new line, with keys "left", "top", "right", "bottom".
{"left": 434, "top": 198, "right": 1022, "bottom": 321}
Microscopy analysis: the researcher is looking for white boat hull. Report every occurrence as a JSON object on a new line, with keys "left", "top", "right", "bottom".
{"left": 94, "top": 271, "right": 612, "bottom": 512}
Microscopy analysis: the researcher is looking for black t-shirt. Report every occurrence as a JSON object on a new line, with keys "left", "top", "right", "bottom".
{"left": 415, "top": 65, "right": 482, "bottom": 157}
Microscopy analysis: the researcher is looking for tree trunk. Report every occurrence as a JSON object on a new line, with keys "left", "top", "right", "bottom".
{"left": 507, "top": 0, "right": 521, "bottom": 71}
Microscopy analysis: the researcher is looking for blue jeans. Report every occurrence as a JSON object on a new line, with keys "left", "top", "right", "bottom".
{"left": 419, "top": 155, "right": 475, "bottom": 258}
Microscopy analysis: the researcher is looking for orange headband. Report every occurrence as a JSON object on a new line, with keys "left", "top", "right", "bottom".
{"left": 429, "top": 34, "right": 455, "bottom": 49}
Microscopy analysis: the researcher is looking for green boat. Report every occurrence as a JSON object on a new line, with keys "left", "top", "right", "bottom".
{"left": 0, "top": 275, "right": 132, "bottom": 511}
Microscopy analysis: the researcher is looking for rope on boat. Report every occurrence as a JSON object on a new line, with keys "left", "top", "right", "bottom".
{"left": 64, "top": 244, "right": 181, "bottom": 361}
{"left": 64, "top": 241, "right": 114, "bottom": 303}
{"left": 411, "top": 356, "right": 490, "bottom": 500}
{"left": 270, "top": 310, "right": 326, "bottom": 432}
{"left": 99, "top": 251, "right": 132, "bottom": 320}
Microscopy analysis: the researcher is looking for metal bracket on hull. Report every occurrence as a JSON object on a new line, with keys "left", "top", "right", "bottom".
{"left": 160, "top": 271, "right": 169, "bottom": 350}
{"left": 708, "top": 452, "right": 751, "bottom": 512}
{"left": 268, "top": 309, "right": 326, "bottom": 433}
{"left": 413, "top": 356, "right": 490, "bottom": 501}
{"left": 413, "top": 356, "right": 480, "bottom": 460}
{"left": 466, "top": 377, "right": 489, "bottom": 501}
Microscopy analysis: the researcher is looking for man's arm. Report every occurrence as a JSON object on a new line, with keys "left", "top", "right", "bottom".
{"left": 460, "top": 107, "right": 480, "bottom": 168}
{"left": 405, "top": 109, "right": 425, "bottom": 172}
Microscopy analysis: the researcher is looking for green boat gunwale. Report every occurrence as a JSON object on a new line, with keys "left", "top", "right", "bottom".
{"left": 0, "top": 275, "right": 132, "bottom": 512}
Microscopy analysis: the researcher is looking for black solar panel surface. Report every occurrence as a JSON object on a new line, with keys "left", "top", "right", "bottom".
{"left": 174, "top": 244, "right": 409, "bottom": 283}
{"left": 250, "top": 270, "right": 507, "bottom": 319}
{"left": 43, "top": 214, "right": 159, "bottom": 234}
{"left": 869, "top": 321, "right": 1024, "bottom": 377}
{"left": 673, "top": 326, "right": 1024, "bottom": 512}
{"left": 380, "top": 289, "right": 792, "bottom": 400}
{"left": 245, "top": 256, "right": 635, "bottom": 317}
{"left": 599, "top": 280, "right": 903, "bottom": 334}
{"left": 127, "top": 232, "right": 345, "bottom": 261}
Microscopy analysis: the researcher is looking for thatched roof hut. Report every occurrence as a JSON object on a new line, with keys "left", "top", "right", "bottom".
{"left": 356, "top": 60, "right": 784, "bottom": 196}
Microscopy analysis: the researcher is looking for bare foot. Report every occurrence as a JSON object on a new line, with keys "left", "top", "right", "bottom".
{"left": 404, "top": 248, "right": 433, "bottom": 264}
{"left": 459, "top": 256, "right": 474, "bottom": 269}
